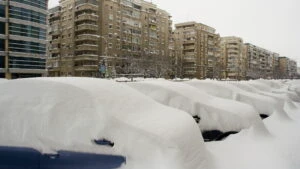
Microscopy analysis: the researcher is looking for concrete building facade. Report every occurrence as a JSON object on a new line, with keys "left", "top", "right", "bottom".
{"left": 245, "top": 43, "right": 274, "bottom": 79}
{"left": 0, "top": 0, "right": 48, "bottom": 79}
{"left": 278, "top": 57, "right": 297, "bottom": 79}
{"left": 173, "top": 22, "right": 220, "bottom": 79}
{"left": 47, "top": 0, "right": 172, "bottom": 78}
{"left": 220, "top": 36, "right": 247, "bottom": 80}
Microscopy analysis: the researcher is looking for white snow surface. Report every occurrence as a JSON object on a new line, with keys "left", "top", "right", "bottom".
{"left": 185, "top": 80, "right": 280, "bottom": 116}
{"left": 0, "top": 78, "right": 210, "bottom": 169}
{"left": 1, "top": 77, "right": 300, "bottom": 169}
{"left": 126, "top": 80, "right": 261, "bottom": 132}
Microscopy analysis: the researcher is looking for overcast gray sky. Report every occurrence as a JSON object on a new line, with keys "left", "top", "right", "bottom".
{"left": 48, "top": 0, "right": 300, "bottom": 65}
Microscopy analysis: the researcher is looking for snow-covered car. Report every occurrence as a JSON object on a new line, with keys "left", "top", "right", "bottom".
{"left": 0, "top": 146, "right": 125, "bottom": 169}
{"left": 127, "top": 79, "right": 261, "bottom": 141}
{"left": 185, "top": 80, "right": 279, "bottom": 119}
{"left": 0, "top": 78, "right": 208, "bottom": 169}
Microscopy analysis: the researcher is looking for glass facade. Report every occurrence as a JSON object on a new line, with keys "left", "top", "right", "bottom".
{"left": 11, "top": 0, "right": 47, "bottom": 10}
{"left": 0, "top": 0, "right": 47, "bottom": 78}
{"left": 0, "top": 5, "right": 5, "bottom": 18}
{"left": 0, "top": 56, "right": 4, "bottom": 68}
{"left": 9, "top": 56, "right": 45, "bottom": 69}
{"left": 9, "top": 6, "right": 46, "bottom": 24}
{"left": 0, "top": 22, "right": 5, "bottom": 34}
{"left": 0, "top": 39, "right": 4, "bottom": 51}
{"left": 9, "top": 40, "right": 46, "bottom": 54}
{"left": 9, "top": 23, "right": 46, "bottom": 39}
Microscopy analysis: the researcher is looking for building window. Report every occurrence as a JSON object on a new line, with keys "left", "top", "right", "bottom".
{"left": 9, "top": 40, "right": 46, "bottom": 54}
{"left": 0, "top": 39, "right": 5, "bottom": 51}
{"left": 0, "top": 22, "right": 5, "bottom": 34}
{"left": 9, "top": 6, "right": 47, "bottom": 24}
{"left": 9, "top": 56, "right": 45, "bottom": 69}
{"left": 9, "top": 23, "right": 46, "bottom": 39}
{"left": 0, "top": 5, "right": 5, "bottom": 18}
{"left": 0, "top": 56, "right": 5, "bottom": 68}
{"left": 10, "top": 0, "right": 47, "bottom": 10}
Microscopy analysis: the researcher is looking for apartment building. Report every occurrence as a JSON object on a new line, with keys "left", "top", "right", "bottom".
{"left": 279, "top": 57, "right": 297, "bottom": 79}
{"left": 245, "top": 43, "right": 274, "bottom": 79}
{"left": 174, "top": 21, "right": 220, "bottom": 79}
{"left": 289, "top": 59, "right": 297, "bottom": 78}
{"left": 0, "top": 0, "right": 47, "bottom": 79}
{"left": 220, "top": 36, "right": 247, "bottom": 80}
{"left": 47, "top": 0, "right": 172, "bottom": 78}
{"left": 272, "top": 53, "right": 280, "bottom": 79}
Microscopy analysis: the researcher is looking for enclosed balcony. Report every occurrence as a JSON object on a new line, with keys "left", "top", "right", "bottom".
{"left": 183, "top": 56, "right": 196, "bottom": 62}
{"left": 76, "top": 24, "right": 98, "bottom": 32}
{"left": 75, "top": 34, "right": 99, "bottom": 42}
{"left": 75, "top": 44, "right": 98, "bottom": 51}
{"left": 74, "top": 54, "right": 99, "bottom": 61}
{"left": 74, "top": 65, "right": 98, "bottom": 71}
{"left": 75, "top": 13, "right": 98, "bottom": 22}
{"left": 75, "top": 2, "right": 98, "bottom": 13}
{"left": 50, "top": 48, "right": 60, "bottom": 54}
{"left": 51, "top": 38, "right": 61, "bottom": 45}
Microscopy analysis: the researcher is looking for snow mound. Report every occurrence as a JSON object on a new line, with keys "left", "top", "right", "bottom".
{"left": 127, "top": 80, "right": 260, "bottom": 132}
{"left": 0, "top": 78, "right": 209, "bottom": 169}
{"left": 186, "top": 80, "right": 278, "bottom": 116}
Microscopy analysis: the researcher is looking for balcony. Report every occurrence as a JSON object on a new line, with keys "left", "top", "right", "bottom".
{"left": 75, "top": 34, "right": 99, "bottom": 42}
{"left": 74, "top": 54, "right": 99, "bottom": 61}
{"left": 183, "top": 46, "right": 195, "bottom": 50}
{"left": 49, "top": 12, "right": 60, "bottom": 19}
{"left": 184, "top": 52, "right": 195, "bottom": 56}
{"left": 184, "top": 70, "right": 197, "bottom": 75}
{"left": 50, "top": 48, "right": 60, "bottom": 54}
{"left": 75, "top": 3, "right": 98, "bottom": 12}
{"left": 183, "top": 40, "right": 195, "bottom": 44}
{"left": 49, "top": 30, "right": 60, "bottom": 36}
{"left": 227, "top": 45, "right": 239, "bottom": 49}
{"left": 75, "top": 44, "right": 98, "bottom": 51}
{"left": 75, "top": 13, "right": 98, "bottom": 22}
{"left": 183, "top": 56, "right": 196, "bottom": 62}
{"left": 51, "top": 38, "right": 61, "bottom": 44}
{"left": 74, "top": 65, "right": 98, "bottom": 71}
{"left": 76, "top": 24, "right": 98, "bottom": 32}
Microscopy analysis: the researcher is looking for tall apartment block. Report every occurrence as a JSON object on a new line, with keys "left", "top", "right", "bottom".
{"left": 220, "top": 36, "right": 247, "bottom": 80}
{"left": 47, "top": 0, "right": 172, "bottom": 78}
{"left": 272, "top": 53, "right": 280, "bottom": 79}
{"left": 278, "top": 57, "right": 297, "bottom": 79}
{"left": 0, "top": 0, "right": 47, "bottom": 79}
{"left": 173, "top": 22, "right": 220, "bottom": 79}
{"left": 245, "top": 43, "right": 274, "bottom": 79}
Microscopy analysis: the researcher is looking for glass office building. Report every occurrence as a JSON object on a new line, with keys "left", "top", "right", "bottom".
{"left": 0, "top": 0, "right": 47, "bottom": 79}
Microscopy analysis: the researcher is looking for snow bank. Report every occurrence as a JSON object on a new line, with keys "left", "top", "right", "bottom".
{"left": 127, "top": 80, "right": 260, "bottom": 132}
{"left": 185, "top": 80, "right": 278, "bottom": 116}
{"left": 205, "top": 79, "right": 300, "bottom": 169}
{"left": 0, "top": 78, "right": 210, "bottom": 169}
{"left": 228, "top": 81, "right": 293, "bottom": 119}
{"left": 1, "top": 78, "right": 300, "bottom": 169}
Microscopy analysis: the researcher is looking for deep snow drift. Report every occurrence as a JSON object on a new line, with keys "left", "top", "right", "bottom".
{"left": 0, "top": 78, "right": 300, "bottom": 169}
{"left": 126, "top": 80, "right": 261, "bottom": 133}
{"left": 0, "top": 78, "right": 210, "bottom": 169}
{"left": 185, "top": 80, "right": 281, "bottom": 117}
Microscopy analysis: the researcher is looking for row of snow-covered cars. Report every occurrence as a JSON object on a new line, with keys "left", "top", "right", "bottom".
{"left": 126, "top": 79, "right": 299, "bottom": 141}
{"left": 0, "top": 78, "right": 299, "bottom": 169}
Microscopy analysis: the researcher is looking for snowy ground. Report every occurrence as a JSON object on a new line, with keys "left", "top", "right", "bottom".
{"left": 0, "top": 78, "right": 299, "bottom": 169}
